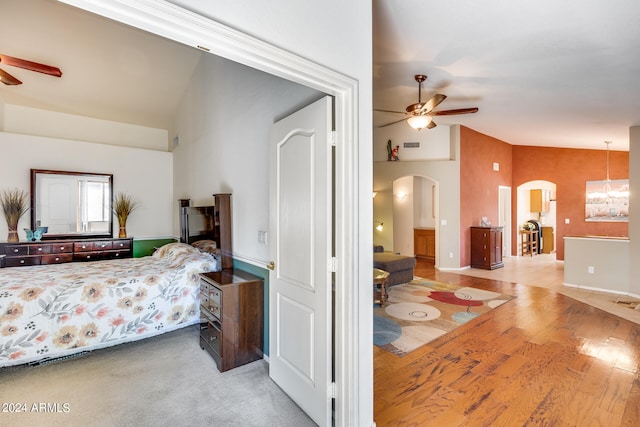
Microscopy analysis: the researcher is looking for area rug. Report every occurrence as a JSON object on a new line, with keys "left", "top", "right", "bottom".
{"left": 374, "top": 277, "right": 515, "bottom": 356}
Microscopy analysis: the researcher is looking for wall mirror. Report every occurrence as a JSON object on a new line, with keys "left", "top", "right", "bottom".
{"left": 31, "top": 169, "right": 113, "bottom": 239}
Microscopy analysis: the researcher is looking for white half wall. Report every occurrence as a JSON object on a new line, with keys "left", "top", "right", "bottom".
{"left": 0, "top": 132, "right": 173, "bottom": 240}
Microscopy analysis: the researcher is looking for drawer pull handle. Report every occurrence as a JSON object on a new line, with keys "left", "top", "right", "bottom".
{"left": 82, "top": 245, "right": 87, "bottom": 249}
{"left": 20, "top": 260, "right": 25, "bottom": 264}
{"left": 38, "top": 248, "right": 43, "bottom": 251}
{"left": 13, "top": 249, "right": 19, "bottom": 253}
{"left": 60, "top": 246, "right": 65, "bottom": 250}
{"left": 55, "top": 257, "right": 60, "bottom": 261}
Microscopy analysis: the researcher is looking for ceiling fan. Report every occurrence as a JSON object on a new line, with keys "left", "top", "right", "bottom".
{"left": 0, "top": 54, "right": 62, "bottom": 86}
{"left": 375, "top": 74, "right": 478, "bottom": 130}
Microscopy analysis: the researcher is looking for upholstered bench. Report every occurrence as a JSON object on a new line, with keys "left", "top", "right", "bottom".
{"left": 373, "top": 245, "right": 416, "bottom": 286}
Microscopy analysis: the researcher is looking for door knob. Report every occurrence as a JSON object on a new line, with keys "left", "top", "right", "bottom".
{"left": 267, "top": 261, "right": 275, "bottom": 270}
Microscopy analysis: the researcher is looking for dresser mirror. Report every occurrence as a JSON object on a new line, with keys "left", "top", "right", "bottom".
{"left": 30, "top": 169, "right": 113, "bottom": 239}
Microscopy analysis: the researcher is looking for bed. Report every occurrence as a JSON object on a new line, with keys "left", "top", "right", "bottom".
{"left": 0, "top": 242, "right": 218, "bottom": 367}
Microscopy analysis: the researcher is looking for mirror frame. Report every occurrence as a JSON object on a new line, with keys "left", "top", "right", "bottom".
{"left": 30, "top": 169, "right": 114, "bottom": 240}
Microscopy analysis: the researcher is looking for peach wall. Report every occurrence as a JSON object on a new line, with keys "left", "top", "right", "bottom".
{"left": 460, "top": 126, "right": 513, "bottom": 266}
{"left": 512, "top": 146, "right": 629, "bottom": 260}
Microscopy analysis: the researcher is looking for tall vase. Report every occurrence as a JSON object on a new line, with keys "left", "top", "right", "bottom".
{"left": 118, "top": 218, "right": 127, "bottom": 239}
{"left": 7, "top": 225, "right": 19, "bottom": 243}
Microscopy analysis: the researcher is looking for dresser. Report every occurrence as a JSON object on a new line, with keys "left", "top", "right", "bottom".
{"left": 0, "top": 237, "right": 133, "bottom": 268}
{"left": 199, "top": 269, "right": 264, "bottom": 372}
{"left": 470, "top": 226, "right": 504, "bottom": 270}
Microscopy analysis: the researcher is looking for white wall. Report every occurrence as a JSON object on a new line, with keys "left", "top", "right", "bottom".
{"left": 392, "top": 176, "right": 414, "bottom": 256}
{"left": 373, "top": 126, "right": 461, "bottom": 269}
{"left": 172, "top": 54, "right": 321, "bottom": 265}
{"left": 0, "top": 132, "right": 173, "bottom": 240}
{"left": 374, "top": 122, "right": 452, "bottom": 162}
{"left": 4, "top": 105, "right": 169, "bottom": 151}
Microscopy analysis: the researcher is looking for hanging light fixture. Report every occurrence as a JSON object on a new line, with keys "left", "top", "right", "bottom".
{"left": 374, "top": 220, "right": 384, "bottom": 232}
{"left": 407, "top": 114, "right": 431, "bottom": 130}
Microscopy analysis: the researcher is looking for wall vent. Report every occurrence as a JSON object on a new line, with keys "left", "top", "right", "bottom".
{"left": 403, "top": 141, "right": 420, "bottom": 149}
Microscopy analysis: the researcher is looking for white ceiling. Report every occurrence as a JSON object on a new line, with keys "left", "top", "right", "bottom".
{"left": 2, "top": 1, "right": 639, "bottom": 152}
{"left": 0, "top": 0, "right": 203, "bottom": 131}
{"left": 373, "top": 0, "right": 640, "bottom": 151}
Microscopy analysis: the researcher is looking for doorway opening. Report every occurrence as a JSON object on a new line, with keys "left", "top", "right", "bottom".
{"left": 517, "top": 180, "right": 557, "bottom": 256}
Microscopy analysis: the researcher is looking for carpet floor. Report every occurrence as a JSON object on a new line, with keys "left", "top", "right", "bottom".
{"left": 374, "top": 277, "right": 515, "bottom": 356}
{"left": 0, "top": 325, "right": 316, "bottom": 427}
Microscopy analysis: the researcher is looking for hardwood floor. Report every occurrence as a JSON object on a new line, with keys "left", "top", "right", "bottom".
{"left": 374, "top": 259, "right": 640, "bottom": 426}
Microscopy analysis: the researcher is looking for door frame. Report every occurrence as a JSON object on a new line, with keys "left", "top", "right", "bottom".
{"left": 61, "top": 1, "right": 364, "bottom": 425}
{"left": 498, "top": 186, "right": 512, "bottom": 257}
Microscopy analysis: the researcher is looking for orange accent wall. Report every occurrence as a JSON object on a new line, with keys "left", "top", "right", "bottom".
{"left": 512, "top": 145, "right": 628, "bottom": 259}
{"left": 460, "top": 126, "right": 513, "bottom": 267}
{"left": 459, "top": 126, "right": 629, "bottom": 264}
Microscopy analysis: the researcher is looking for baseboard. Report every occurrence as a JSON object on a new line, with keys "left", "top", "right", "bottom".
{"left": 563, "top": 282, "right": 640, "bottom": 299}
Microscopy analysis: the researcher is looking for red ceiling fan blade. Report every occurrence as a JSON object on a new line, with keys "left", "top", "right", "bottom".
{"left": 0, "top": 67, "right": 22, "bottom": 85}
{"left": 0, "top": 54, "right": 62, "bottom": 77}
{"left": 430, "top": 107, "right": 479, "bottom": 116}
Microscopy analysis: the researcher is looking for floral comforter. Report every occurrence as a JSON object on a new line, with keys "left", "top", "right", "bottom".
{"left": 0, "top": 243, "right": 217, "bottom": 367}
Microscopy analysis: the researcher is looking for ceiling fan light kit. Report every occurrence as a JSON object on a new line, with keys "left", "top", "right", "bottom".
{"left": 407, "top": 114, "right": 431, "bottom": 130}
{"left": 375, "top": 74, "right": 478, "bottom": 130}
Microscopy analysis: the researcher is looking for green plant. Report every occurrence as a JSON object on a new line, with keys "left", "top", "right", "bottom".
{"left": 113, "top": 192, "right": 140, "bottom": 226}
{"left": 0, "top": 188, "right": 29, "bottom": 229}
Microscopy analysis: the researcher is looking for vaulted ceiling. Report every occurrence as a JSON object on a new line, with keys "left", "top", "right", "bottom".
{"left": 373, "top": 0, "right": 640, "bottom": 151}
{"left": 2, "top": 0, "right": 639, "bottom": 151}
{"left": 0, "top": 0, "right": 203, "bottom": 132}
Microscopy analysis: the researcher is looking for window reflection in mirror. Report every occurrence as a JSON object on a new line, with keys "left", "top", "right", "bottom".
{"left": 31, "top": 169, "right": 113, "bottom": 238}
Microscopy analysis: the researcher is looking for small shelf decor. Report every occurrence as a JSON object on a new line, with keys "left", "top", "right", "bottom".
{"left": 113, "top": 192, "right": 139, "bottom": 238}
{"left": 1, "top": 188, "right": 29, "bottom": 243}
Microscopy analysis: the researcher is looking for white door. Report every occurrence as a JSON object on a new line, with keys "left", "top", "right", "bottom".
{"left": 269, "top": 96, "right": 333, "bottom": 425}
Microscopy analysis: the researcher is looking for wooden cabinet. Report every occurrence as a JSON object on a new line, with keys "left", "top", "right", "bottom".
{"left": 414, "top": 228, "right": 435, "bottom": 263}
{"left": 199, "top": 269, "right": 264, "bottom": 372}
{"left": 541, "top": 226, "right": 554, "bottom": 254}
{"left": 470, "top": 226, "right": 504, "bottom": 270}
{"left": 0, "top": 238, "right": 132, "bottom": 268}
{"left": 530, "top": 189, "right": 551, "bottom": 213}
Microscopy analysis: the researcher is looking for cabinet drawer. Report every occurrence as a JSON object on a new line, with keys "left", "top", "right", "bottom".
{"left": 28, "top": 244, "right": 52, "bottom": 255}
{"left": 202, "top": 298, "right": 221, "bottom": 320}
{"left": 109, "top": 250, "right": 129, "bottom": 259}
{"left": 4, "top": 245, "right": 28, "bottom": 256}
{"left": 200, "top": 321, "right": 221, "bottom": 356}
{"left": 51, "top": 243, "right": 73, "bottom": 254}
{"left": 5, "top": 256, "right": 40, "bottom": 267}
{"left": 74, "top": 251, "right": 101, "bottom": 261}
{"left": 93, "top": 241, "right": 113, "bottom": 250}
{"left": 74, "top": 242, "right": 95, "bottom": 252}
{"left": 209, "top": 286, "right": 221, "bottom": 306}
{"left": 41, "top": 254, "right": 73, "bottom": 265}
{"left": 112, "top": 239, "right": 130, "bottom": 250}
